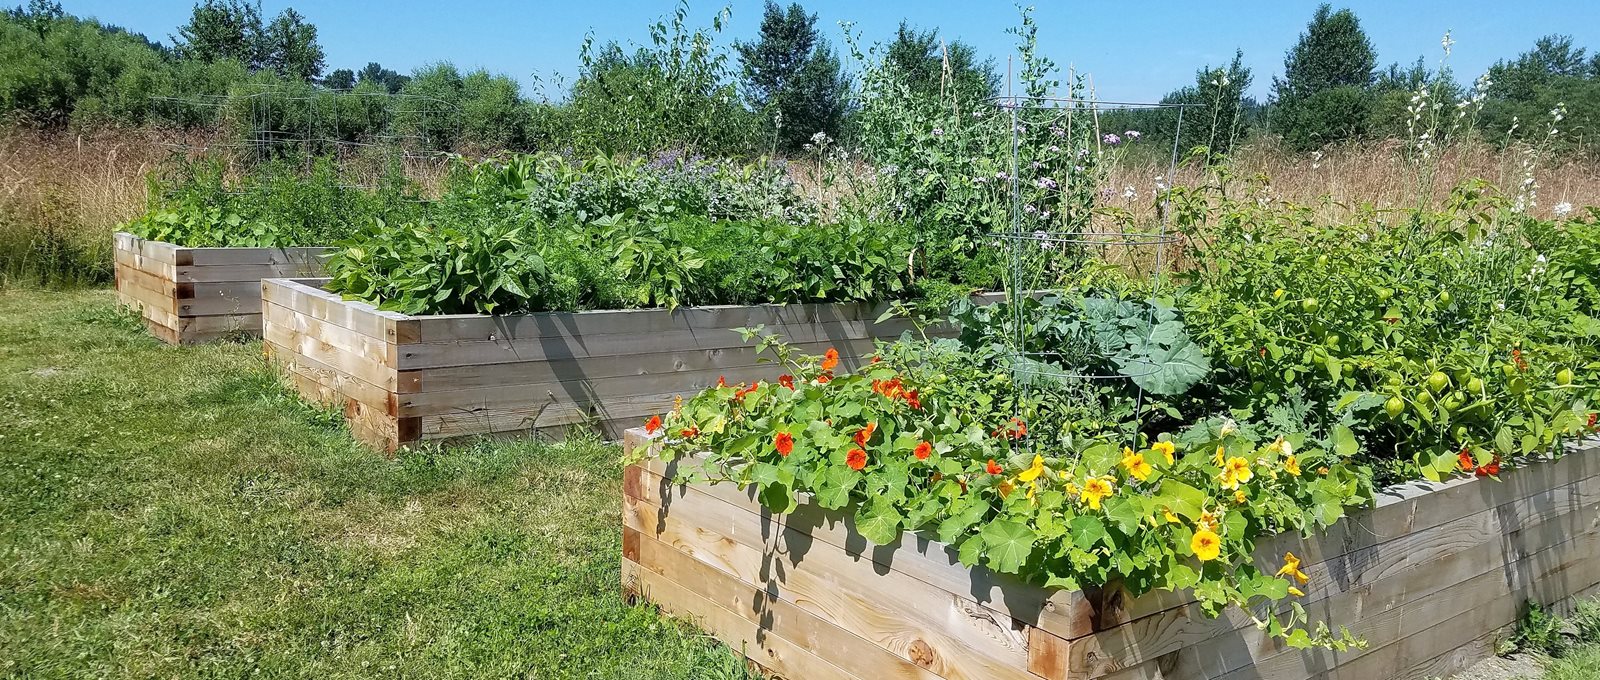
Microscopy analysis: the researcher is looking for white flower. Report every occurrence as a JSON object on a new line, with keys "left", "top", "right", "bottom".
{"left": 1220, "top": 418, "right": 1239, "bottom": 437}
{"left": 1122, "top": 185, "right": 1136, "bottom": 199}
{"left": 1554, "top": 202, "right": 1573, "bottom": 218}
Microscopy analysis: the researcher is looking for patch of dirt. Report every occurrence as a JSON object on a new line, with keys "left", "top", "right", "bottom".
{"left": 1451, "top": 652, "right": 1546, "bottom": 680}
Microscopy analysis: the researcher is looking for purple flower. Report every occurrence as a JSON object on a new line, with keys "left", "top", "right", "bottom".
{"left": 931, "top": 127, "right": 944, "bottom": 137}
{"left": 995, "top": 171, "right": 1009, "bottom": 180}
{"left": 1051, "top": 126, "right": 1065, "bottom": 137}
{"left": 1036, "top": 177, "right": 1058, "bottom": 190}
{"left": 1103, "top": 133, "right": 1122, "bottom": 146}
{"left": 1125, "top": 130, "right": 1142, "bottom": 140}
{"left": 1048, "top": 145, "right": 1060, "bottom": 153}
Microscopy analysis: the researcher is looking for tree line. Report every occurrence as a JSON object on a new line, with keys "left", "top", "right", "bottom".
{"left": 3, "top": 0, "right": 1598, "bottom": 157}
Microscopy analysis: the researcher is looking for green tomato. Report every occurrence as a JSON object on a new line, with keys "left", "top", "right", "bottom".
{"left": 1557, "top": 369, "right": 1574, "bottom": 386}
{"left": 1501, "top": 363, "right": 1519, "bottom": 378}
{"left": 1301, "top": 298, "right": 1320, "bottom": 313}
{"left": 1376, "top": 287, "right": 1394, "bottom": 301}
{"left": 1317, "top": 255, "right": 1329, "bottom": 266}
{"left": 1454, "top": 426, "right": 1470, "bottom": 442}
{"left": 1466, "top": 377, "right": 1485, "bottom": 394}
{"left": 1326, "top": 333, "right": 1341, "bottom": 348}
{"left": 1509, "top": 377, "right": 1529, "bottom": 394}
{"left": 1438, "top": 290, "right": 1452, "bottom": 305}
{"left": 1385, "top": 397, "right": 1406, "bottom": 418}
{"left": 1428, "top": 372, "right": 1451, "bottom": 393}
{"left": 1416, "top": 389, "right": 1435, "bottom": 406}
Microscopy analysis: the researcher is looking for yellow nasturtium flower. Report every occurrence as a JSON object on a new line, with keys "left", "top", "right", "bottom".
{"left": 1284, "top": 454, "right": 1301, "bottom": 476}
{"left": 1161, "top": 507, "right": 1180, "bottom": 524}
{"left": 1121, "top": 448, "right": 1153, "bottom": 482}
{"left": 1080, "top": 476, "right": 1116, "bottom": 510}
{"left": 1017, "top": 454, "right": 1046, "bottom": 483}
{"left": 1198, "top": 510, "right": 1221, "bottom": 532}
{"left": 1152, "top": 440, "right": 1176, "bottom": 465}
{"left": 1213, "top": 445, "right": 1227, "bottom": 467}
{"left": 1191, "top": 528, "right": 1222, "bottom": 561}
{"left": 1220, "top": 457, "right": 1254, "bottom": 490}
{"left": 1288, "top": 586, "right": 1306, "bottom": 597}
{"left": 1233, "top": 489, "right": 1247, "bottom": 504}
{"left": 1277, "top": 552, "right": 1311, "bottom": 584}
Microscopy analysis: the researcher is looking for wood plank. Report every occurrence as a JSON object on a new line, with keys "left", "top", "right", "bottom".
{"left": 185, "top": 246, "right": 331, "bottom": 267}
{"left": 265, "top": 339, "right": 396, "bottom": 412}
{"left": 622, "top": 558, "right": 865, "bottom": 680}
{"left": 627, "top": 462, "right": 1093, "bottom": 640}
{"left": 397, "top": 359, "right": 871, "bottom": 418}
{"left": 395, "top": 317, "right": 919, "bottom": 371}
{"left": 633, "top": 531, "right": 985, "bottom": 678}
{"left": 625, "top": 489, "right": 1035, "bottom": 678}
{"left": 175, "top": 262, "right": 325, "bottom": 283}
{"left": 177, "top": 281, "right": 266, "bottom": 317}
{"left": 114, "top": 246, "right": 177, "bottom": 280}
{"left": 1055, "top": 467, "right": 1600, "bottom": 678}
{"left": 418, "top": 390, "right": 683, "bottom": 440}
{"left": 113, "top": 232, "right": 181, "bottom": 266}
{"left": 262, "top": 301, "right": 397, "bottom": 389}
{"left": 260, "top": 278, "right": 407, "bottom": 342}
{"left": 398, "top": 338, "right": 879, "bottom": 394}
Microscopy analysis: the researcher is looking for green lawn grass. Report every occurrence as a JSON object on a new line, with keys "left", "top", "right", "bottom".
{"left": 0, "top": 288, "right": 754, "bottom": 679}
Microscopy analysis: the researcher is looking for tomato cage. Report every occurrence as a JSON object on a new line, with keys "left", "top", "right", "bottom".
{"left": 980, "top": 93, "right": 1197, "bottom": 449}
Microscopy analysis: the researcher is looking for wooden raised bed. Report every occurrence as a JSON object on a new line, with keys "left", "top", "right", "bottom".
{"left": 114, "top": 232, "right": 329, "bottom": 344}
{"left": 262, "top": 277, "right": 980, "bottom": 451}
{"left": 622, "top": 430, "right": 1600, "bottom": 680}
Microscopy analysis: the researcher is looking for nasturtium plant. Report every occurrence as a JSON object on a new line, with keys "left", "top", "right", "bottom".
{"left": 641, "top": 332, "right": 1372, "bottom": 647}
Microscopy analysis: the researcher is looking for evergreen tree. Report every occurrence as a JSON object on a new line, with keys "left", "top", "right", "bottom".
{"left": 735, "top": 1, "right": 846, "bottom": 151}
{"left": 1270, "top": 4, "right": 1377, "bottom": 150}
{"left": 357, "top": 62, "right": 409, "bottom": 93}
{"left": 324, "top": 67, "right": 354, "bottom": 90}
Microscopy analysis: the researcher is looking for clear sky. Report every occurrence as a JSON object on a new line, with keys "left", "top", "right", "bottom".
{"left": 61, "top": 1, "right": 1600, "bottom": 103}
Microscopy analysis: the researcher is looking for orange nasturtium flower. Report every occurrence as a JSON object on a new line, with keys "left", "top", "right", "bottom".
{"left": 774, "top": 432, "right": 794, "bottom": 457}
{"left": 914, "top": 441, "right": 933, "bottom": 460}
{"left": 854, "top": 422, "right": 877, "bottom": 448}
{"left": 1121, "top": 447, "right": 1153, "bottom": 482}
{"left": 985, "top": 459, "right": 1004, "bottom": 475}
{"left": 1277, "top": 552, "right": 1310, "bottom": 584}
{"left": 1220, "top": 457, "right": 1254, "bottom": 490}
{"left": 816, "top": 373, "right": 833, "bottom": 384}
{"left": 1191, "top": 528, "right": 1222, "bottom": 561}
{"left": 846, "top": 448, "right": 868, "bottom": 471}
{"left": 821, "top": 347, "right": 840, "bottom": 372}
{"left": 1152, "top": 440, "right": 1176, "bottom": 465}
{"left": 1458, "top": 447, "right": 1475, "bottom": 472}
{"left": 679, "top": 426, "right": 699, "bottom": 439}
{"left": 1080, "top": 476, "right": 1116, "bottom": 510}
{"left": 778, "top": 374, "right": 795, "bottom": 390}
{"left": 644, "top": 415, "right": 663, "bottom": 434}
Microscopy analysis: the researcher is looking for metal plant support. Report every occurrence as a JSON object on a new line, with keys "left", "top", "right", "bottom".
{"left": 987, "top": 92, "right": 1189, "bottom": 449}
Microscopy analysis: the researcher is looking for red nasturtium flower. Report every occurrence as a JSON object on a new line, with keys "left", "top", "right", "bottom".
{"left": 716, "top": 375, "right": 728, "bottom": 387}
{"left": 680, "top": 426, "right": 699, "bottom": 439}
{"left": 816, "top": 373, "right": 833, "bottom": 384}
{"left": 870, "top": 355, "right": 882, "bottom": 364}
{"left": 1475, "top": 457, "right": 1502, "bottom": 477}
{"left": 905, "top": 389, "right": 922, "bottom": 410}
{"left": 778, "top": 374, "right": 795, "bottom": 390}
{"left": 993, "top": 417, "right": 1028, "bottom": 440}
{"left": 735, "top": 382, "right": 759, "bottom": 399}
{"left": 774, "top": 432, "right": 794, "bottom": 457}
{"left": 1589, "top": 412, "right": 1598, "bottom": 430}
{"left": 914, "top": 441, "right": 933, "bottom": 460}
{"left": 1458, "top": 447, "right": 1475, "bottom": 473}
{"left": 985, "top": 458, "right": 1004, "bottom": 475}
{"left": 854, "top": 422, "right": 877, "bottom": 448}
{"left": 821, "top": 348, "right": 840, "bottom": 372}
{"left": 846, "top": 448, "right": 868, "bottom": 470}
{"left": 1258, "top": 347, "right": 1268, "bottom": 358}
{"left": 644, "top": 415, "right": 662, "bottom": 434}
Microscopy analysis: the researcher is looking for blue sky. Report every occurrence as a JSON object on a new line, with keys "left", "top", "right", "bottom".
{"left": 64, "top": 1, "right": 1600, "bottom": 102}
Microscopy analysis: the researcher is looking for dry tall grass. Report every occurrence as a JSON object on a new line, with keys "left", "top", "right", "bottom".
{"left": 1108, "top": 137, "right": 1600, "bottom": 222}
{"left": 2, "top": 123, "right": 1597, "bottom": 289}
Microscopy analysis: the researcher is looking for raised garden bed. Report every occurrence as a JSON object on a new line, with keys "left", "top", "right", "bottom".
{"left": 621, "top": 429, "right": 1600, "bottom": 680}
{"left": 114, "top": 232, "right": 330, "bottom": 345}
{"left": 262, "top": 277, "right": 985, "bottom": 451}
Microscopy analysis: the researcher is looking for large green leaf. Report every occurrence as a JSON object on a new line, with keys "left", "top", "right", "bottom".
{"left": 979, "top": 520, "right": 1036, "bottom": 573}
{"left": 854, "top": 498, "right": 904, "bottom": 546}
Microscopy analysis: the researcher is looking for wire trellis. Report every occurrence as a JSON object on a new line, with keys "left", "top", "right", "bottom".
{"left": 149, "top": 84, "right": 462, "bottom": 193}
{"left": 986, "top": 91, "right": 1190, "bottom": 450}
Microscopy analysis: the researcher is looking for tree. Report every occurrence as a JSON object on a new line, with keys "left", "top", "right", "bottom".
{"left": 172, "top": 0, "right": 262, "bottom": 67}
{"left": 357, "top": 62, "right": 408, "bottom": 94}
{"left": 323, "top": 67, "right": 354, "bottom": 90}
{"left": 735, "top": 2, "right": 847, "bottom": 151}
{"left": 261, "top": 8, "right": 323, "bottom": 81}
{"left": 1487, "top": 35, "right": 1589, "bottom": 101}
{"left": 1270, "top": 4, "right": 1377, "bottom": 150}
{"left": 173, "top": 1, "right": 324, "bottom": 82}
{"left": 882, "top": 22, "right": 997, "bottom": 103}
